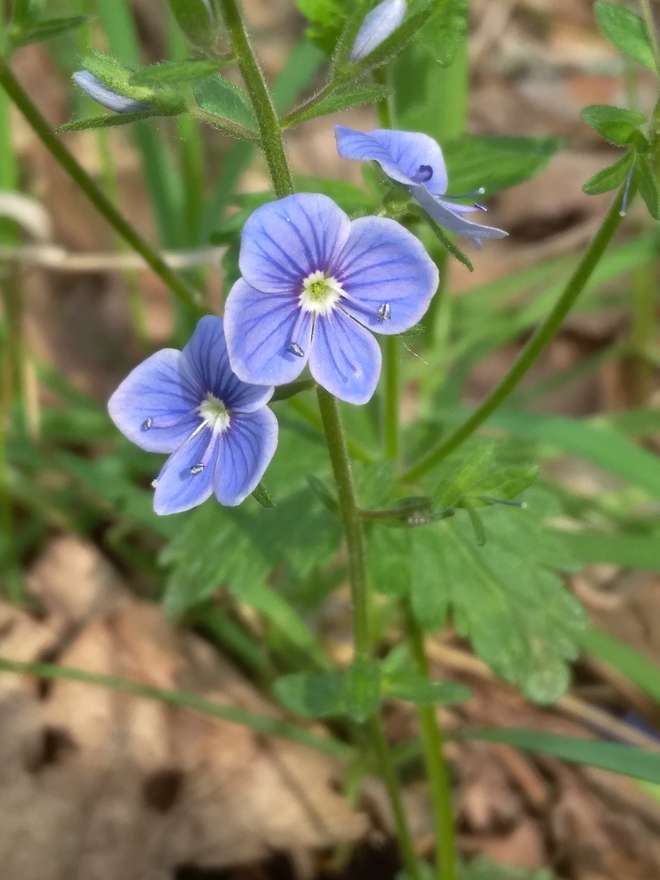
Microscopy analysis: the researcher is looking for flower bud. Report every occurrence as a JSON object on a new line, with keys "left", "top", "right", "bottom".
{"left": 72, "top": 70, "right": 150, "bottom": 114}
{"left": 350, "top": 0, "right": 406, "bottom": 62}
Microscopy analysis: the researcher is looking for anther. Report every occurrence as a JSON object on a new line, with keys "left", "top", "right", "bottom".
{"left": 377, "top": 303, "right": 391, "bottom": 321}
{"left": 190, "top": 464, "right": 205, "bottom": 475}
{"left": 287, "top": 342, "right": 305, "bottom": 358}
{"left": 141, "top": 417, "right": 153, "bottom": 431}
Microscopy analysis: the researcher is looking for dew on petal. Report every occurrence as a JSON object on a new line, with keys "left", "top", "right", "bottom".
{"left": 190, "top": 463, "right": 205, "bottom": 475}
{"left": 287, "top": 342, "right": 305, "bottom": 358}
{"left": 377, "top": 303, "right": 392, "bottom": 322}
{"left": 141, "top": 417, "right": 153, "bottom": 431}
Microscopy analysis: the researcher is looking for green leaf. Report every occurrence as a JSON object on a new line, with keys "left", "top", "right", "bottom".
{"left": 637, "top": 153, "right": 660, "bottom": 219}
{"left": 58, "top": 109, "right": 166, "bottom": 132}
{"left": 583, "top": 150, "right": 634, "bottom": 194}
{"left": 431, "top": 440, "right": 538, "bottom": 509}
{"left": 405, "top": 489, "right": 585, "bottom": 703}
{"left": 274, "top": 670, "right": 346, "bottom": 718}
{"left": 344, "top": 658, "right": 381, "bottom": 722}
{"left": 11, "top": 0, "right": 46, "bottom": 27}
{"left": 560, "top": 529, "right": 660, "bottom": 574}
{"left": 296, "top": 0, "right": 349, "bottom": 53}
{"left": 581, "top": 104, "right": 646, "bottom": 145}
{"left": 464, "top": 727, "right": 660, "bottom": 783}
{"left": 461, "top": 857, "right": 555, "bottom": 880}
{"left": 284, "top": 82, "right": 391, "bottom": 127}
{"left": 595, "top": 0, "right": 656, "bottom": 70}
{"left": 444, "top": 135, "right": 562, "bottom": 195}
{"left": 193, "top": 74, "right": 257, "bottom": 132}
{"left": 579, "top": 627, "right": 660, "bottom": 703}
{"left": 169, "top": 0, "right": 219, "bottom": 48}
{"left": 383, "top": 674, "right": 471, "bottom": 707}
{"left": 11, "top": 15, "right": 86, "bottom": 48}
{"left": 251, "top": 482, "right": 275, "bottom": 508}
{"left": 417, "top": 0, "right": 468, "bottom": 67}
{"left": 130, "top": 58, "right": 221, "bottom": 87}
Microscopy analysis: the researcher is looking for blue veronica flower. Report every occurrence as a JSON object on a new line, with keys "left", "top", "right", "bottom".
{"left": 224, "top": 193, "right": 438, "bottom": 405}
{"left": 351, "top": 0, "right": 407, "bottom": 61}
{"left": 335, "top": 126, "right": 508, "bottom": 245}
{"left": 72, "top": 70, "right": 150, "bottom": 114}
{"left": 108, "top": 316, "right": 278, "bottom": 515}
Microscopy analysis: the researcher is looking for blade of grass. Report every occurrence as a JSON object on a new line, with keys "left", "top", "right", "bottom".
{"left": 579, "top": 627, "right": 660, "bottom": 704}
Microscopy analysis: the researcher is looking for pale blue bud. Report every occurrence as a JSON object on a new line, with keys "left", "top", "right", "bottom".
{"left": 72, "top": 71, "right": 149, "bottom": 114}
{"left": 350, "top": 0, "right": 407, "bottom": 61}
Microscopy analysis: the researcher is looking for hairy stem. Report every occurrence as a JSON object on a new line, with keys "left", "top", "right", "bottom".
{"left": 220, "top": 7, "right": 419, "bottom": 875}
{"left": 219, "top": 0, "right": 294, "bottom": 197}
{"left": 403, "top": 186, "right": 631, "bottom": 482}
{"left": 0, "top": 59, "right": 200, "bottom": 312}
{"left": 405, "top": 604, "right": 458, "bottom": 880}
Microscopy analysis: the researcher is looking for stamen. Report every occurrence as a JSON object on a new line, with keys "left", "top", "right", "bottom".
{"left": 619, "top": 167, "right": 634, "bottom": 217}
{"left": 442, "top": 185, "right": 488, "bottom": 209}
{"left": 287, "top": 342, "right": 305, "bottom": 358}
{"left": 377, "top": 303, "right": 391, "bottom": 321}
{"left": 141, "top": 417, "right": 153, "bottom": 431}
{"left": 190, "top": 463, "right": 205, "bottom": 475}
{"left": 415, "top": 164, "right": 434, "bottom": 183}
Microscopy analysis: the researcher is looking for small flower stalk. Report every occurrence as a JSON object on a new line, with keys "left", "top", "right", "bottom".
{"left": 224, "top": 192, "right": 438, "bottom": 404}
{"left": 350, "top": 0, "right": 407, "bottom": 61}
{"left": 336, "top": 125, "right": 509, "bottom": 245}
{"left": 108, "top": 317, "right": 278, "bottom": 514}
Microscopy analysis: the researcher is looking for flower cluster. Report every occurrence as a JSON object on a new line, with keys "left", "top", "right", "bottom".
{"left": 108, "top": 3, "right": 508, "bottom": 515}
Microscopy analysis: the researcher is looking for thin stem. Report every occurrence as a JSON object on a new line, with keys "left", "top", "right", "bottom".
{"left": 219, "top": 0, "right": 294, "bottom": 197}
{"left": 375, "top": 68, "right": 400, "bottom": 463}
{"left": 0, "top": 58, "right": 201, "bottom": 312}
{"left": 405, "top": 604, "right": 458, "bottom": 880}
{"left": 403, "top": 186, "right": 631, "bottom": 483}
{"left": 316, "top": 388, "right": 370, "bottom": 659}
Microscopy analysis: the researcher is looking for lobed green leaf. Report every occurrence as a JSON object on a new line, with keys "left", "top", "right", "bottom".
{"left": 583, "top": 150, "right": 634, "bottom": 194}
{"left": 594, "top": 0, "right": 656, "bottom": 70}
{"left": 581, "top": 104, "right": 646, "bottom": 146}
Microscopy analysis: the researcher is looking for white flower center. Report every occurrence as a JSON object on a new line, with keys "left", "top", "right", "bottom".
{"left": 299, "top": 270, "right": 344, "bottom": 316}
{"left": 199, "top": 392, "right": 231, "bottom": 433}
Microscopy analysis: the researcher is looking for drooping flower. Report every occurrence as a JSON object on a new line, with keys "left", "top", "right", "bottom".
{"left": 224, "top": 193, "right": 438, "bottom": 405}
{"left": 350, "top": 0, "right": 407, "bottom": 61}
{"left": 335, "top": 126, "right": 508, "bottom": 245}
{"left": 108, "top": 316, "right": 278, "bottom": 515}
{"left": 72, "top": 70, "right": 150, "bottom": 114}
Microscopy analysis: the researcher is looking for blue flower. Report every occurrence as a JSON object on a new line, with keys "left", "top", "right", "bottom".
{"left": 335, "top": 126, "right": 508, "bottom": 245}
{"left": 351, "top": 0, "right": 407, "bottom": 61}
{"left": 108, "top": 316, "right": 278, "bottom": 515}
{"left": 72, "top": 70, "right": 150, "bottom": 114}
{"left": 224, "top": 193, "right": 438, "bottom": 405}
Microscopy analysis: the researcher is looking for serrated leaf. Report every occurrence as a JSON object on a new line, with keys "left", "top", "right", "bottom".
{"left": 58, "top": 109, "right": 166, "bottom": 132}
{"left": 11, "top": 14, "right": 86, "bottom": 48}
{"left": 581, "top": 104, "right": 646, "bottom": 145}
{"left": 431, "top": 440, "right": 538, "bottom": 509}
{"left": 444, "top": 135, "right": 561, "bottom": 195}
{"left": 285, "top": 82, "right": 390, "bottom": 126}
{"left": 193, "top": 74, "right": 257, "bottom": 132}
{"left": 583, "top": 150, "right": 634, "bottom": 194}
{"left": 595, "top": 0, "right": 656, "bottom": 70}
{"left": 130, "top": 59, "right": 221, "bottom": 87}
{"left": 388, "top": 489, "right": 587, "bottom": 703}
{"left": 637, "top": 153, "right": 660, "bottom": 219}
{"left": 274, "top": 669, "right": 346, "bottom": 717}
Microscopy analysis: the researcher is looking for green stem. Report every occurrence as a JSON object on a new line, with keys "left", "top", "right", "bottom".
{"left": 403, "top": 186, "right": 631, "bottom": 483}
{"left": 375, "top": 68, "right": 400, "bottom": 463}
{"left": 219, "top": 0, "right": 294, "bottom": 197}
{"left": 405, "top": 604, "right": 457, "bottom": 880}
{"left": 0, "top": 58, "right": 201, "bottom": 312}
{"left": 640, "top": 0, "right": 660, "bottom": 72}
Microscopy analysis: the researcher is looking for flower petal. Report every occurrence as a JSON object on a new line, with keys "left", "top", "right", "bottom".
{"left": 225, "top": 279, "right": 313, "bottom": 386}
{"left": 214, "top": 408, "right": 278, "bottom": 506}
{"left": 309, "top": 310, "right": 381, "bottom": 405}
{"left": 412, "top": 185, "right": 509, "bottom": 244}
{"left": 239, "top": 193, "right": 351, "bottom": 294}
{"left": 108, "top": 349, "right": 200, "bottom": 453}
{"left": 182, "top": 315, "right": 274, "bottom": 413}
{"left": 337, "top": 216, "right": 438, "bottom": 335}
{"left": 153, "top": 426, "right": 218, "bottom": 515}
{"left": 72, "top": 71, "right": 150, "bottom": 114}
{"left": 336, "top": 125, "right": 448, "bottom": 195}
{"left": 350, "top": 0, "right": 407, "bottom": 61}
